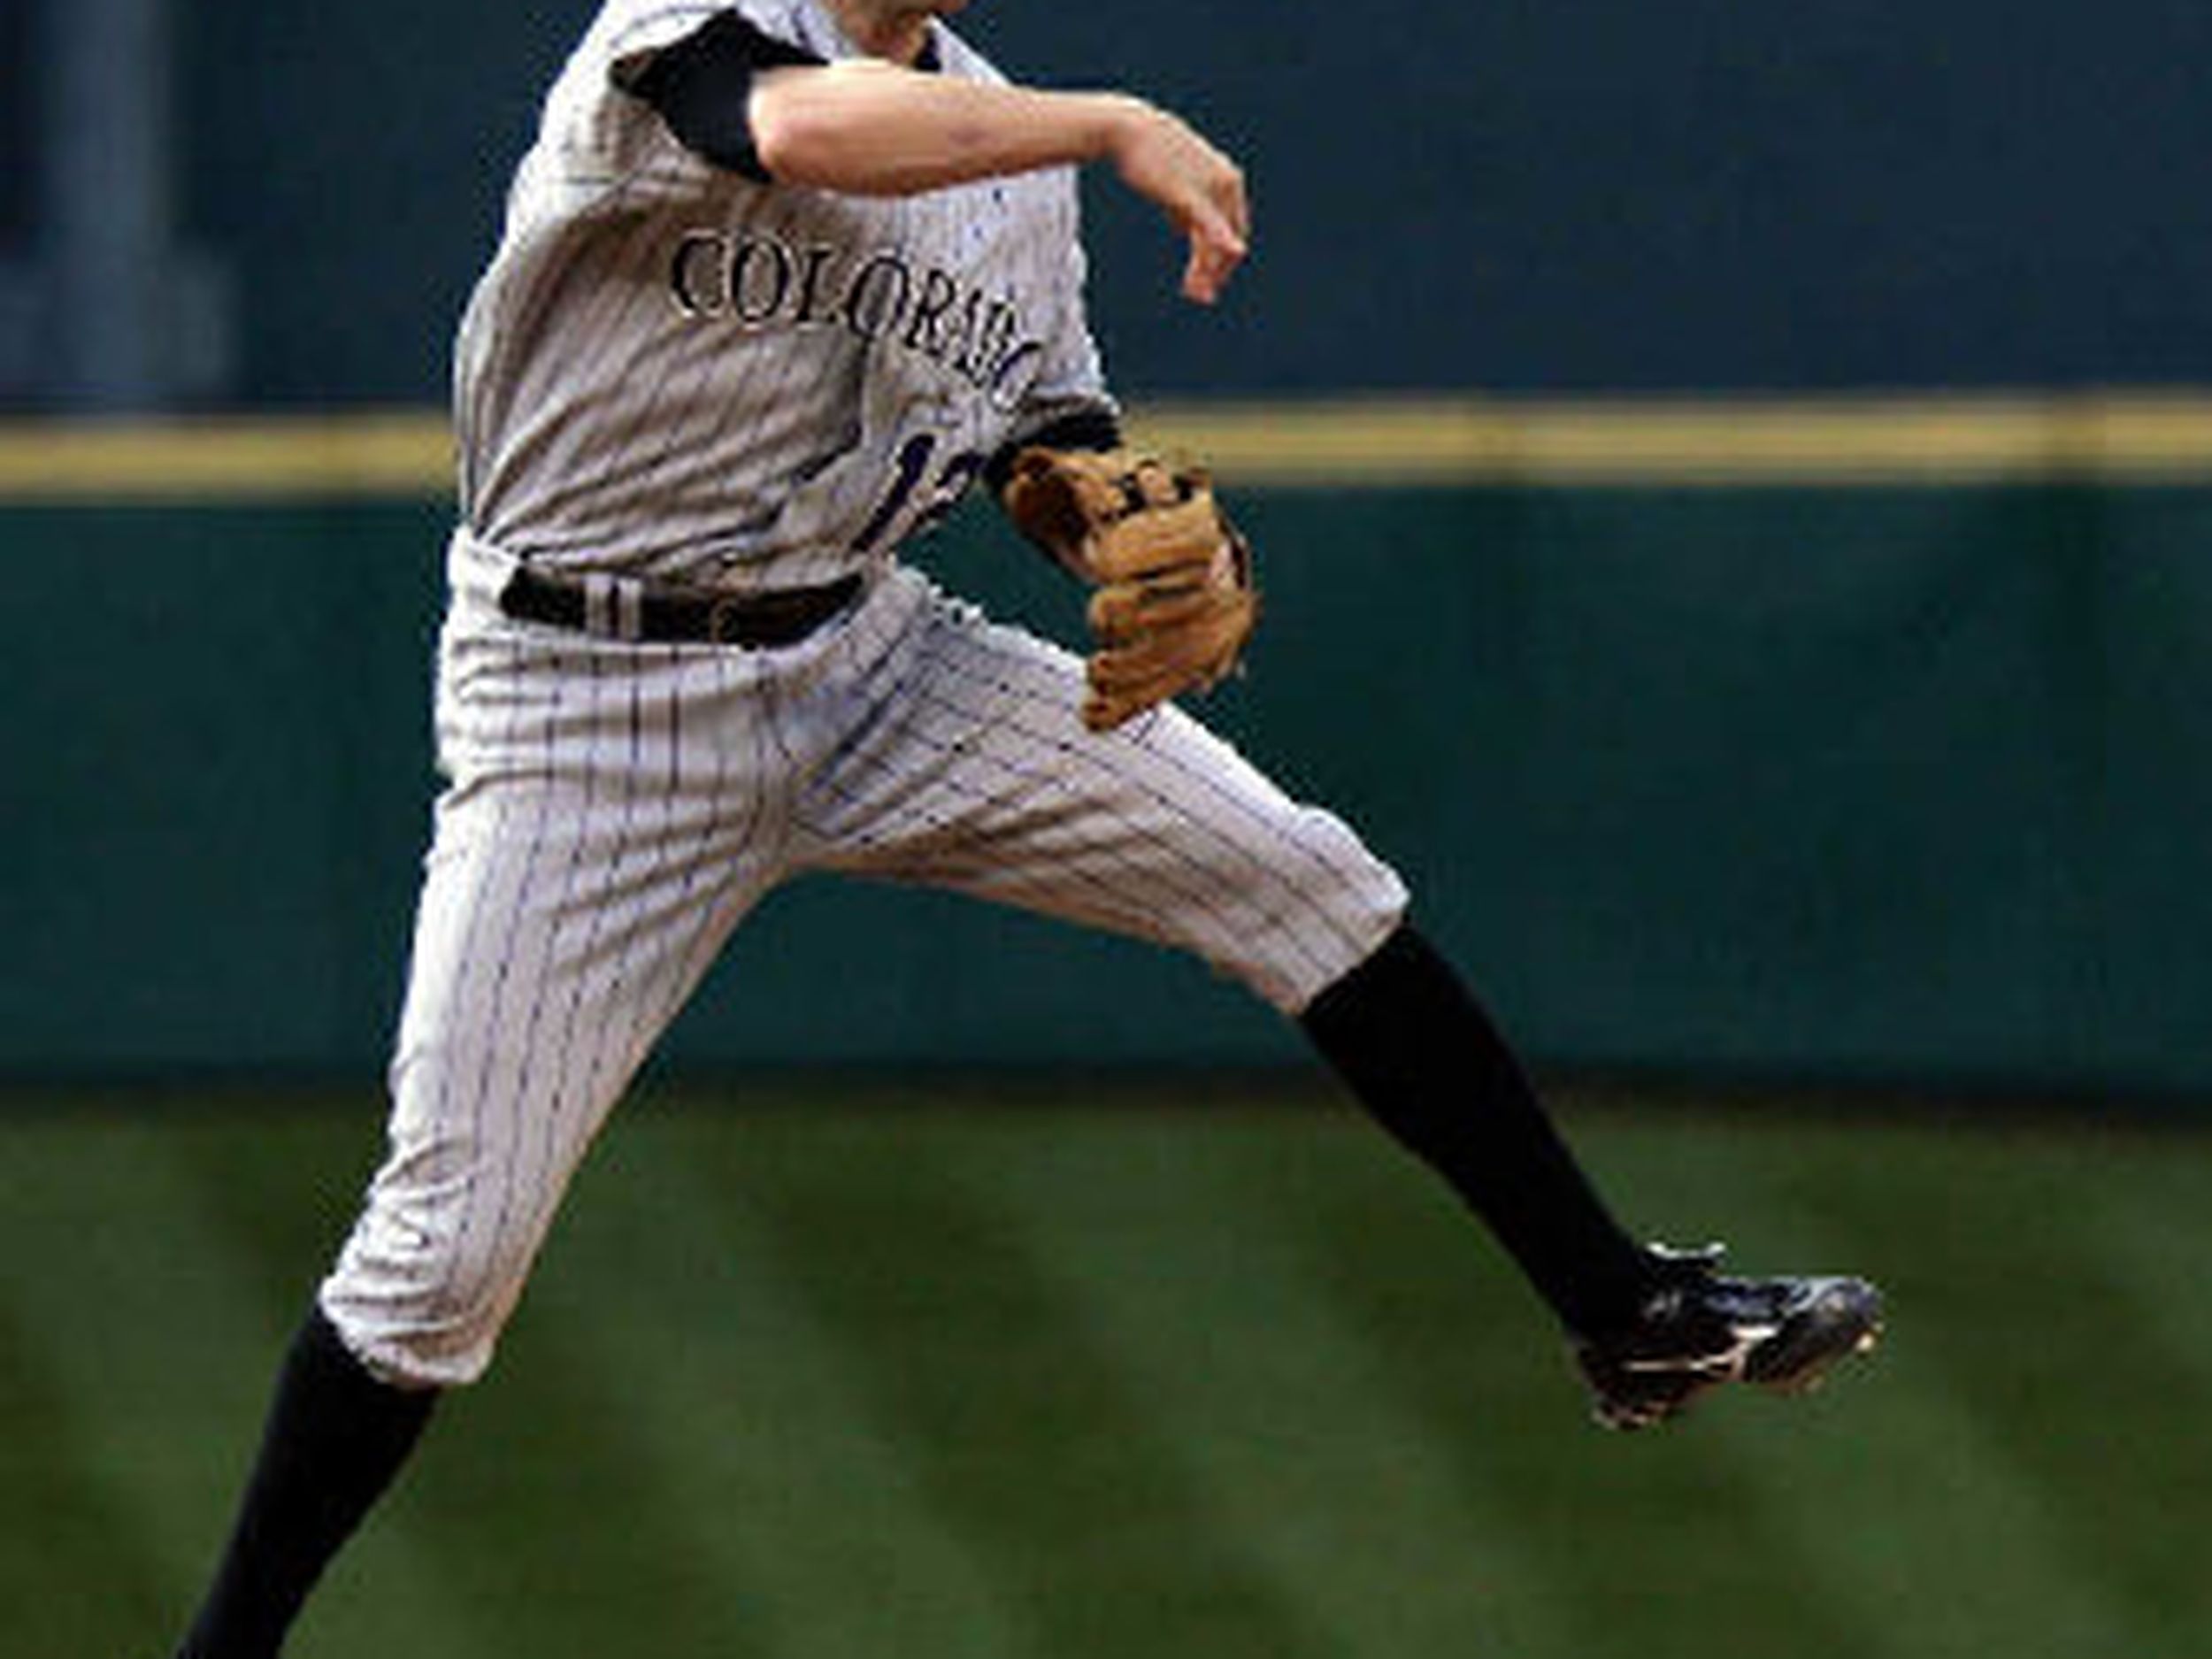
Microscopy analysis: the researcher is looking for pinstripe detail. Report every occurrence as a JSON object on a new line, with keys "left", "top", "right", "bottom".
{"left": 798, "top": 582, "right": 1403, "bottom": 1008}
{"left": 654, "top": 646, "right": 770, "bottom": 1044}
{"left": 437, "top": 619, "right": 574, "bottom": 1369}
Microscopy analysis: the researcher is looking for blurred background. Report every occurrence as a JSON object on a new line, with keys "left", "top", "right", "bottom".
{"left": 4, "top": 2, "right": 2211, "bottom": 1656}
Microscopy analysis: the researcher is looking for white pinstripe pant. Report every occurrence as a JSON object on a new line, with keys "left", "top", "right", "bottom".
{"left": 323, "top": 530, "right": 1408, "bottom": 1386}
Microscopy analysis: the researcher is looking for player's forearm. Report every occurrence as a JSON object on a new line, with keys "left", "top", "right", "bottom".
{"left": 749, "top": 63, "right": 1141, "bottom": 196}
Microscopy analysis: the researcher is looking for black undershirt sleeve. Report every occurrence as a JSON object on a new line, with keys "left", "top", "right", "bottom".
{"left": 615, "top": 10, "right": 825, "bottom": 180}
{"left": 984, "top": 408, "right": 1125, "bottom": 499}
{"left": 987, "top": 408, "right": 1128, "bottom": 576}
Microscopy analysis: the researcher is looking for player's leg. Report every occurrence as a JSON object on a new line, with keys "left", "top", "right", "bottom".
{"left": 1298, "top": 924, "right": 1881, "bottom": 1427}
{"left": 169, "top": 1310, "right": 434, "bottom": 1659}
{"left": 805, "top": 587, "right": 1878, "bottom": 1425}
{"left": 802, "top": 594, "right": 1652, "bottom": 1321}
{"left": 1297, "top": 924, "right": 1658, "bottom": 1327}
{"left": 172, "top": 609, "right": 796, "bottom": 1657}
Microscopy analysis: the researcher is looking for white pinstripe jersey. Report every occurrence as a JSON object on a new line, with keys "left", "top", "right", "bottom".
{"left": 453, "top": 0, "right": 1117, "bottom": 589}
{"left": 323, "top": 0, "right": 1416, "bottom": 1394}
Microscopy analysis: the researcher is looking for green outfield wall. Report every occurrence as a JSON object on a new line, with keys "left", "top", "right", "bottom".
{"left": 5, "top": 405, "right": 2209, "bottom": 1094}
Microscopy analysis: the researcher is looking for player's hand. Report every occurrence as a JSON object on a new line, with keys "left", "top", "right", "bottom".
{"left": 1104, "top": 98, "right": 1251, "bottom": 304}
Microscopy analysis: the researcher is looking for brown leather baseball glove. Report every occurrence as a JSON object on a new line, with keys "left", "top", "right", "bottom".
{"left": 1002, "top": 447, "right": 1259, "bottom": 732}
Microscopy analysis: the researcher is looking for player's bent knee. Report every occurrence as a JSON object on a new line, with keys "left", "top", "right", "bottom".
{"left": 1224, "top": 810, "right": 1410, "bottom": 1016}
{"left": 319, "top": 1188, "right": 545, "bottom": 1389}
{"left": 320, "top": 1257, "right": 522, "bottom": 1390}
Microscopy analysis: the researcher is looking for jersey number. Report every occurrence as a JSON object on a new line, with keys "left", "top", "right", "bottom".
{"left": 853, "top": 433, "right": 986, "bottom": 554}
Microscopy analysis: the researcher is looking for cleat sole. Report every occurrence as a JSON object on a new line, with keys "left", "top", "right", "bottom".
{"left": 1744, "top": 1279, "right": 1885, "bottom": 1393}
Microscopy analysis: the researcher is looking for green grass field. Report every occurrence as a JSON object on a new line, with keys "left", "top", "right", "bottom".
{"left": 6, "top": 1084, "right": 2208, "bottom": 1659}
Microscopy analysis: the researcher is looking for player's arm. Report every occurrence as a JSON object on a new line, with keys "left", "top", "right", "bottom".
{"left": 619, "top": 12, "right": 1248, "bottom": 303}
{"left": 757, "top": 66, "right": 1248, "bottom": 303}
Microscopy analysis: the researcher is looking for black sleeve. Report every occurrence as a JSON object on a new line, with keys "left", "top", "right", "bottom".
{"left": 984, "top": 408, "right": 1127, "bottom": 499}
{"left": 615, "top": 10, "right": 826, "bottom": 180}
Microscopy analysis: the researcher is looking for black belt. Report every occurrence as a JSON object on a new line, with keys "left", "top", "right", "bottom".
{"left": 498, "top": 565, "right": 864, "bottom": 648}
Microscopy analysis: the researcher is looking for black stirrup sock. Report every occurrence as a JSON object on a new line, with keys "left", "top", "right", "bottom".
{"left": 1301, "top": 925, "right": 1653, "bottom": 1334}
{"left": 173, "top": 1308, "right": 438, "bottom": 1659}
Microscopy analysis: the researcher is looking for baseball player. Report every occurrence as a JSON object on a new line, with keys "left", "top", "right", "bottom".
{"left": 167, "top": 3, "right": 1881, "bottom": 1654}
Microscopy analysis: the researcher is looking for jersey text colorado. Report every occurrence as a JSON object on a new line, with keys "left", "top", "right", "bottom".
{"left": 668, "top": 228, "right": 1045, "bottom": 406}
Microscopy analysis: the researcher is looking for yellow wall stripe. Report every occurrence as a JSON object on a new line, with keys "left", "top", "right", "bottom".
{"left": 3, "top": 393, "right": 2211, "bottom": 502}
{"left": 0, "top": 412, "right": 455, "bottom": 503}
{"left": 1133, "top": 393, "right": 2212, "bottom": 487}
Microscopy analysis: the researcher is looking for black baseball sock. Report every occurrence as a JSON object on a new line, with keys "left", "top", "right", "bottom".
{"left": 173, "top": 1308, "right": 438, "bottom": 1659}
{"left": 1300, "top": 925, "right": 1655, "bottom": 1335}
